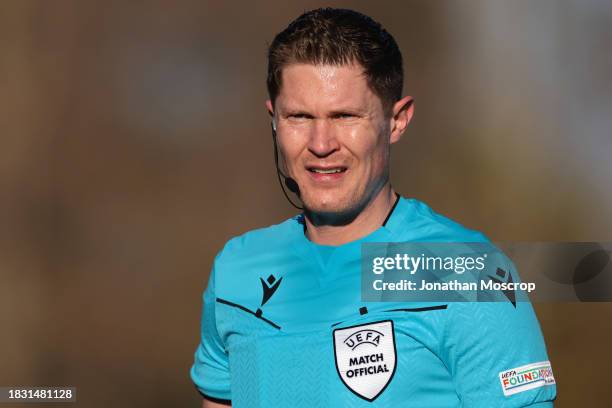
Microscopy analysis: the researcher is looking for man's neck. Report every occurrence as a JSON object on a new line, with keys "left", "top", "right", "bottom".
{"left": 304, "top": 186, "right": 398, "bottom": 246}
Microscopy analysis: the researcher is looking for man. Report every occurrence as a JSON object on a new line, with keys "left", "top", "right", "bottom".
{"left": 191, "top": 8, "right": 556, "bottom": 407}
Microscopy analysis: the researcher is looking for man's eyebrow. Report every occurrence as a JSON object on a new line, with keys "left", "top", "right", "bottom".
{"left": 279, "top": 108, "right": 312, "bottom": 116}
{"left": 327, "top": 108, "right": 365, "bottom": 117}
{"left": 278, "top": 107, "right": 366, "bottom": 117}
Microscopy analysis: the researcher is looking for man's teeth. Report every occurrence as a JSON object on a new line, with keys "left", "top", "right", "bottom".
{"left": 311, "top": 168, "right": 344, "bottom": 174}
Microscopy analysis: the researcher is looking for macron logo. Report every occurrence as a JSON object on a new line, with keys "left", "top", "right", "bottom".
{"left": 260, "top": 274, "right": 282, "bottom": 307}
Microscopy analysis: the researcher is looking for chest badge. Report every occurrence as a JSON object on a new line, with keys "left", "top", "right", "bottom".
{"left": 333, "top": 320, "right": 397, "bottom": 401}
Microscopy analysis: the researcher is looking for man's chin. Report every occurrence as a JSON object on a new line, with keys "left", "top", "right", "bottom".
{"left": 302, "top": 197, "right": 347, "bottom": 215}
{"left": 305, "top": 204, "right": 346, "bottom": 215}
{"left": 302, "top": 197, "right": 363, "bottom": 226}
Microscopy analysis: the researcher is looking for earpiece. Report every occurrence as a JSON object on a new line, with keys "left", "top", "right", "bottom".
{"left": 271, "top": 120, "right": 303, "bottom": 210}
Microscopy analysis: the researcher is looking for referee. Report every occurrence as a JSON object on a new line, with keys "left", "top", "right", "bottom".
{"left": 191, "top": 8, "right": 556, "bottom": 407}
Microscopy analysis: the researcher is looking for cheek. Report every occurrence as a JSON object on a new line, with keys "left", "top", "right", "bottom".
{"left": 279, "top": 132, "right": 307, "bottom": 166}
{"left": 363, "top": 148, "right": 388, "bottom": 183}
{"left": 347, "top": 130, "right": 388, "bottom": 173}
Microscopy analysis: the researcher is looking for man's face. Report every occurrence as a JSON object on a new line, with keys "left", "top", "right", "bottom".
{"left": 267, "top": 63, "right": 402, "bottom": 216}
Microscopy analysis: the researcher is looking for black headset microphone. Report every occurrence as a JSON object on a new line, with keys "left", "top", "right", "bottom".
{"left": 271, "top": 120, "right": 304, "bottom": 210}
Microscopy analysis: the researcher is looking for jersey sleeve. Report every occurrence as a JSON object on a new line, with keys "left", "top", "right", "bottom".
{"left": 190, "top": 261, "right": 232, "bottom": 403}
{"left": 440, "top": 265, "right": 557, "bottom": 407}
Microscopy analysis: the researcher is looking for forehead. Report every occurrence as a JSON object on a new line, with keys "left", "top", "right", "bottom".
{"left": 276, "top": 63, "right": 382, "bottom": 112}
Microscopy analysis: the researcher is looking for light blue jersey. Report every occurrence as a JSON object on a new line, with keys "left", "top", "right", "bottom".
{"left": 191, "top": 196, "right": 556, "bottom": 407}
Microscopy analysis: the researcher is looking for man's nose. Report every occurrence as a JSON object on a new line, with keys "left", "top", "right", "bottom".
{"left": 307, "top": 119, "right": 340, "bottom": 157}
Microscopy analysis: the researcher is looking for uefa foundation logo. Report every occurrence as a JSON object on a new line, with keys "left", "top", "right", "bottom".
{"left": 333, "top": 320, "right": 397, "bottom": 401}
{"left": 499, "top": 361, "right": 555, "bottom": 396}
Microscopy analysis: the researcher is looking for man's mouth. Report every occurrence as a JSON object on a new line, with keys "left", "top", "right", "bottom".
{"left": 305, "top": 165, "right": 348, "bottom": 182}
{"left": 308, "top": 167, "right": 347, "bottom": 174}
{"left": 307, "top": 166, "right": 348, "bottom": 174}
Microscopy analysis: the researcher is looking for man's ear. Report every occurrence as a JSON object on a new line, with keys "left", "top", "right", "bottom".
{"left": 389, "top": 96, "right": 414, "bottom": 144}
{"left": 265, "top": 100, "right": 274, "bottom": 117}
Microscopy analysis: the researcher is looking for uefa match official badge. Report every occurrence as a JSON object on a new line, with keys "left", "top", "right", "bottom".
{"left": 333, "top": 320, "right": 397, "bottom": 401}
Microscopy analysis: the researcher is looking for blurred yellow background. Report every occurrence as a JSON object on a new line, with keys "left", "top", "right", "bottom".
{"left": 1, "top": 1, "right": 611, "bottom": 406}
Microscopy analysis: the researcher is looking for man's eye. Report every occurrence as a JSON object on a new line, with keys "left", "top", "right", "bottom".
{"left": 335, "top": 113, "right": 356, "bottom": 119}
{"left": 289, "top": 114, "right": 310, "bottom": 119}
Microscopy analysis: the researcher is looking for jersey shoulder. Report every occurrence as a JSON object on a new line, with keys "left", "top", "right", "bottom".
{"left": 213, "top": 215, "right": 302, "bottom": 270}
{"left": 393, "top": 198, "right": 489, "bottom": 243}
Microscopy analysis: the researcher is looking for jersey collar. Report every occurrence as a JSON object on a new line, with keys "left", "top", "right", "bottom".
{"left": 293, "top": 193, "right": 405, "bottom": 249}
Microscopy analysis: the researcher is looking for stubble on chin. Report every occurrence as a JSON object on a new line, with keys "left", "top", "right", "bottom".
{"left": 302, "top": 190, "right": 366, "bottom": 226}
